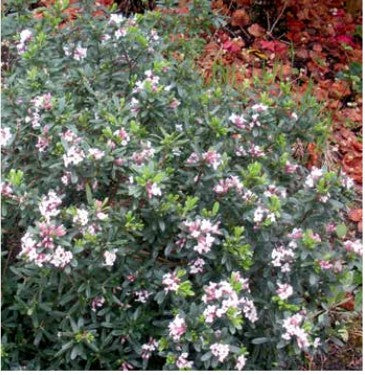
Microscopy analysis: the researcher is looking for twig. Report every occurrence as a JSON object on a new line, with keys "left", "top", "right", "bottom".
{"left": 268, "top": 0, "right": 288, "bottom": 36}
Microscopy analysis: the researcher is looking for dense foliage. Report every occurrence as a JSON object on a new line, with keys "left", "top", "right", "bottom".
{"left": 1, "top": 1, "right": 362, "bottom": 370}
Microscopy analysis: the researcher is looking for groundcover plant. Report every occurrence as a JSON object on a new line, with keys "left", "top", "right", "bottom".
{"left": 1, "top": 0, "right": 362, "bottom": 371}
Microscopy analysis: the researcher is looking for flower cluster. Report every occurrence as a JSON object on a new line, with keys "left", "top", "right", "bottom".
{"left": 162, "top": 271, "right": 181, "bottom": 292}
{"left": 16, "top": 29, "right": 32, "bottom": 54}
{"left": 210, "top": 343, "right": 230, "bottom": 362}
{"left": 282, "top": 313, "right": 310, "bottom": 350}
{"left": 104, "top": 250, "right": 117, "bottom": 266}
{"left": 186, "top": 150, "right": 222, "bottom": 170}
{"left": 141, "top": 338, "right": 158, "bottom": 360}
{"left": 271, "top": 244, "right": 296, "bottom": 273}
{"left": 19, "top": 232, "right": 72, "bottom": 268}
{"left": 133, "top": 70, "right": 161, "bottom": 94}
{"left": 168, "top": 315, "right": 187, "bottom": 341}
{"left": 202, "top": 275, "right": 257, "bottom": 324}
{"left": 344, "top": 239, "right": 363, "bottom": 256}
{"left": 276, "top": 282, "right": 293, "bottom": 300}
{"left": 1, "top": 127, "right": 12, "bottom": 147}
{"left": 39, "top": 191, "right": 63, "bottom": 220}
{"left": 64, "top": 44, "right": 87, "bottom": 61}
{"left": 213, "top": 175, "right": 243, "bottom": 195}
{"left": 176, "top": 353, "right": 193, "bottom": 370}
{"left": 183, "top": 218, "right": 221, "bottom": 254}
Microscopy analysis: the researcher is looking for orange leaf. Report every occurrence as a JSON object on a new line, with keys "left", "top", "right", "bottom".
{"left": 248, "top": 23, "right": 266, "bottom": 37}
{"left": 348, "top": 208, "right": 362, "bottom": 222}
{"left": 231, "top": 9, "right": 250, "bottom": 27}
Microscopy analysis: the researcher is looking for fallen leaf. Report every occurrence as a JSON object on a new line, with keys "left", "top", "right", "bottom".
{"left": 348, "top": 208, "right": 362, "bottom": 222}
{"left": 248, "top": 23, "right": 266, "bottom": 37}
{"left": 231, "top": 9, "right": 250, "bottom": 27}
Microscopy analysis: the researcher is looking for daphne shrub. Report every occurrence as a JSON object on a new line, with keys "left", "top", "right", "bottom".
{"left": 1, "top": 2, "right": 361, "bottom": 371}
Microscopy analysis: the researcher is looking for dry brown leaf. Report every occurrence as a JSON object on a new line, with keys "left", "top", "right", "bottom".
{"left": 248, "top": 23, "right": 266, "bottom": 37}
{"left": 231, "top": 9, "right": 250, "bottom": 27}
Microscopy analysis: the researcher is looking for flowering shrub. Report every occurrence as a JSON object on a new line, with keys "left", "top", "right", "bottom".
{"left": 1, "top": 2, "right": 362, "bottom": 371}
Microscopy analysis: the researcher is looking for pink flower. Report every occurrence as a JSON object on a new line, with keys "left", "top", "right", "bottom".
{"left": 63, "top": 146, "right": 85, "bottom": 167}
{"left": 162, "top": 271, "right": 180, "bottom": 292}
{"left": 189, "top": 258, "right": 205, "bottom": 274}
{"left": 344, "top": 239, "right": 362, "bottom": 256}
{"left": 276, "top": 282, "right": 293, "bottom": 300}
{"left": 210, "top": 343, "right": 230, "bottom": 362}
{"left": 168, "top": 315, "right": 187, "bottom": 341}
{"left": 74, "top": 45, "right": 87, "bottom": 61}
{"left": 120, "top": 362, "right": 134, "bottom": 371}
{"left": 91, "top": 296, "right": 105, "bottom": 311}
{"left": 88, "top": 148, "right": 105, "bottom": 160}
{"left": 169, "top": 98, "right": 181, "bottom": 109}
{"left": 135, "top": 290, "right": 152, "bottom": 303}
{"left": 325, "top": 222, "right": 337, "bottom": 234}
{"left": 141, "top": 338, "right": 158, "bottom": 360}
{"left": 1, "top": 182, "right": 13, "bottom": 198}
{"left": 113, "top": 128, "right": 130, "bottom": 146}
{"left": 1, "top": 127, "right": 12, "bottom": 147}
{"left": 115, "top": 28, "right": 127, "bottom": 39}
{"left": 229, "top": 113, "right": 246, "bottom": 129}
{"left": 186, "top": 152, "right": 200, "bottom": 165}
{"left": 176, "top": 353, "right": 193, "bottom": 370}
{"left": 202, "top": 150, "right": 222, "bottom": 170}
{"left": 288, "top": 228, "right": 303, "bottom": 239}
{"left": 145, "top": 181, "right": 162, "bottom": 199}
{"left": 50, "top": 246, "right": 73, "bottom": 268}
{"left": 252, "top": 103, "right": 268, "bottom": 112}
{"left": 203, "top": 305, "right": 218, "bottom": 323}
{"left": 235, "top": 354, "right": 247, "bottom": 370}
{"left": 319, "top": 260, "right": 333, "bottom": 270}
{"left": 282, "top": 313, "right": 310, "bottom": 350}
{"left": 39, "top": 191, "right": 62, "bottom": 220}
{"left": 248, "top": 144, "right": 265, "bottom": 157}
{"left": 285, "top": 161, "right": 298, "bottom": 174}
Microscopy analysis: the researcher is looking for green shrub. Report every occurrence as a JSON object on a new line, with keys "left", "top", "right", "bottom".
{"left": 1, "top": 2, "right": 361, "bottom": 370}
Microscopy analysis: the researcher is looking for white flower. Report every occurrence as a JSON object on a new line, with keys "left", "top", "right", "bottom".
{"left": 88, "top": 148, "right": 105, "bottom": 160}
{"left": 73, "top": 208, "right": 89, "bottom": 226}
{"left": 210, "top": 343, "right": 230, "bottom": 362}
{"left": 344, "top": 239, "right": 363, "bottom": 256}
{"left": 252, "top": 103, "right": 268, "bottom": 112}
{"left": 109, "top": 13, "right": 125, "bottom": 25}
{"left": 96, "top": 212, "right": 108, "bottom": 221}
{"left": 135, "top": 290, "right": 152, "bottom": 303}
{"left": 104, "top": 250, "right": 116, "bottom": 266}
{"left": 63, "top": 146, "right": 85, "bottom": 167}
{"left": 1, "top": 127, "right": 12, "bottom": 147}
{"left": 115, "top": 28, "right": 127, "bottom": 39}
{"left": 253, "top": 206, "right": 266, "bottom": 223}
{"left": 305, "top": 167, "right": 323, "bottom": 188}
{"left": 50, "top": 246, "right": 73, "bottom": 268}
{"left": 189, "top": 258, "right": 205, "bottom": 274}
{"left": 20, "top": 29, "right": 32, "bottom": 43}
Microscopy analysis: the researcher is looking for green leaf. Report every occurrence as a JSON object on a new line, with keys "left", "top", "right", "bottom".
{"left": 335, "top": 223, "right": 347, "bottom": 238}
{"left": 252, "top": 337, "right": 269, "bottom": 345}
{"left": 85, "top": 183, "right": 93, "bottom": 205}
